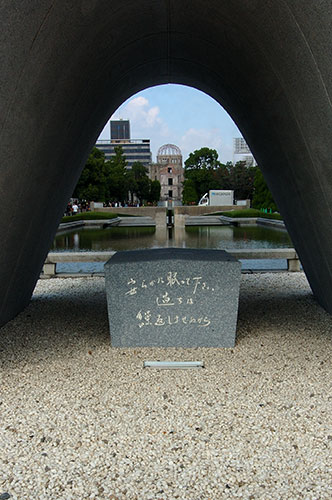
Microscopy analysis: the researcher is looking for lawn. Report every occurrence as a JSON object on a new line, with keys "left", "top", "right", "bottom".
{"left": 211, "top": 208, "right": 283, "bottom": 220}
{"left": 61, "top": 212, "right": 119, "bottom": 223}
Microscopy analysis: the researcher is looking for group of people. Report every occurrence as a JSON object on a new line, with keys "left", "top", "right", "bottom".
{"left": 65, "top": 199, "right": 150, "bottom": 216}
{"left": 65, "top": 200, "right": 90, "bottom": 216}
{"left": 104, "top": 201, "right": 140, "bottom": 208}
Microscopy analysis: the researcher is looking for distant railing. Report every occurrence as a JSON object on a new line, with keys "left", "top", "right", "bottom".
{"left": 42, "top": 248, "right": 301, "bottom": 277}
{"left": 96, "top": 139, "right": 150, "bottom": 144}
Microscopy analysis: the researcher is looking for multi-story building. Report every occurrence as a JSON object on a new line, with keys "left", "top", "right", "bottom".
{"left": 95, "top": 119, "right": 152, "bottom": 168}
{"left": 96, "top": 138, "right": 152, "bottom": 168}
{"left": 149, "top": 144, "right": 184, "bottom": 202}
{"left": 233, "top": 137, "right": 256, "bottom": 166}
{"left": 110, "top": 119, "right": 130, "bottom": 140}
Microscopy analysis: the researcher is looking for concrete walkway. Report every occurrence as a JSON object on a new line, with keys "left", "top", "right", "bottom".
{"left": 0, "top": 273, "right": 331, "bottom": 499}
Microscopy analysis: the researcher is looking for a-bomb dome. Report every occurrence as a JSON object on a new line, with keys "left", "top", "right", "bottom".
{"left": 157, "top": 144, "right": 182, "bottom": 156}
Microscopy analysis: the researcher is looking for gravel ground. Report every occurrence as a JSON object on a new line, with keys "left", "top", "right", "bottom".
{"left": 0, "top": 273, "right": 331, "bottom": 500}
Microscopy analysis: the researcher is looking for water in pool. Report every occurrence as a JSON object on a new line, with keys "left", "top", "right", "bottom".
{"left": 51, "top": 225, "right": 293, "bottom": 273}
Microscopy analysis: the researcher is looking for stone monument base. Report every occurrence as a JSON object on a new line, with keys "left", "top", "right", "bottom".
{"left": 104, "top": 248, "right": 241, "bottom": 347}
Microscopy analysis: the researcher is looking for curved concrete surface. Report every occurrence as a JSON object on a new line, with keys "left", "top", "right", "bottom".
{"left": 1, "top": 0, "right": 332, "bottom": 326}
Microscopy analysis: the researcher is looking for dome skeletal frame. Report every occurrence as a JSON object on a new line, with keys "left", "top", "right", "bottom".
{"left": 157, "top": 144, "right": 182, "bottom": 157}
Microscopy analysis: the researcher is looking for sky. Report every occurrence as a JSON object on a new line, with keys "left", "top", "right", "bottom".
{"left": 98, "top": 84, "right": 242, "bottom": 164}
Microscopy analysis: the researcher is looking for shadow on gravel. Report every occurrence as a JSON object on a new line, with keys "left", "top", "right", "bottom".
{"left": 237, "top": 286, "right": 332, "bottom": 344}
{"left": 0, "top": 286, "right": 110, "bottom": 364}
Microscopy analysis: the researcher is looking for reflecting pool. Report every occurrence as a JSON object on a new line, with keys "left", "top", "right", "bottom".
{"left": 52, "top": 225, "right": 292, "bottom": 252}
{"left": 51, "top": 225, "right": 293, "bottom": 273}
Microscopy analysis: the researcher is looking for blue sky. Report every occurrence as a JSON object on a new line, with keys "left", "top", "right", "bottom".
{"left": 98, "top": 84, "right": 242, "bottom": 164}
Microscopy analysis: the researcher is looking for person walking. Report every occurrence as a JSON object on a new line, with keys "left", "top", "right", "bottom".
{"left": 72, "top": 201, "right": 79, "bottom": 215}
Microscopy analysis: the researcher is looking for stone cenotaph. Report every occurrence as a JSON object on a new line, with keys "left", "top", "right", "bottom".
{"left": 104, "top": 248, "right": 241, "bottom": 347}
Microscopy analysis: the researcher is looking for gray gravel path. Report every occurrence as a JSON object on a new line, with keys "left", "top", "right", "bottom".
{"left": 0, "top": 273, "right": 331, "bottom": 499}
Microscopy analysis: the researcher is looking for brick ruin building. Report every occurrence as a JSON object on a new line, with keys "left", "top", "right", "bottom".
{"left": 149, "top": 144, "right": 184, "bottom": 203}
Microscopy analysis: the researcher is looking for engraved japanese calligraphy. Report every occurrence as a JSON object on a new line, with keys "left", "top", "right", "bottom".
{"left": 124, "top": 270, "right": 215, "bottom": 329}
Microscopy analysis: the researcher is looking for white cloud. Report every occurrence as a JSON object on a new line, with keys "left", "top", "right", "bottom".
{"left": 105, "top": 96, "right": 171, "bottom": 156}
{"left": 179, "top": 128, "right": 223, "bottom": 162}
{"left": 99, "top": 85, "right": 240, "bottom": 162}
{"left": 112, "top": 96, "right": 169, "bottom": 135}
{"left": 99, "top": 112, "right": 233, "bottom": 163}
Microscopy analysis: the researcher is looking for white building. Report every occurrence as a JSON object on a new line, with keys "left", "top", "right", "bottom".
{"left": 233, "top": 137, "right": 256, "bottom": 166}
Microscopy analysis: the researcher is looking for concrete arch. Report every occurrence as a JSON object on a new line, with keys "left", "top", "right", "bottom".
{"left": 1, "top": 0, "right": 332, "bottom": 326}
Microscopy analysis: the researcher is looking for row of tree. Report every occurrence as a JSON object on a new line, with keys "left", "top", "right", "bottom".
{"left": 182, "top": 147, "right": 277, "bottom": 211}
{"left": 73, "top": 146, "right": 161, "bottom": 205}
{"left": 73, "top": 145, "right": 277, "bottom": 211}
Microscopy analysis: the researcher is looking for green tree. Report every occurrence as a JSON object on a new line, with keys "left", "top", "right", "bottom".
{"left": 182, "top": 178, "right": 198, "bottom": 205}
{"left": 212, "top": 162, "right": 231, "bottom": 190}
{"left": 148, "top": 179, "right": 161, "bottom": 204}
{"left": 73, "top": 147, "right": 109, "bottom": 202}
{"left": 184, "top": 147, "right": 221, "bottom": 170}
{"left": 226, "top": 161, "right": 257, "bottom": 200}
{"left": 252, "top": 168, "right": 278, "bottom": 211}
{"left": 184, "top": 168, "right": 219, "bottom": 203}
{"left": 182, "top": 147, "right": 221, "bottom": 204}
{"left": 127, "top": 161, "right": 151, "bottom": 204}
{"left": 107, "top": 146, "right": 129, "bottom": 202}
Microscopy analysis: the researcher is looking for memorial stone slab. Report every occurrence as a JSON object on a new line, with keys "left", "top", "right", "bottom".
{"left": 104, "top": 248, "right": 241, "bottom": 347}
